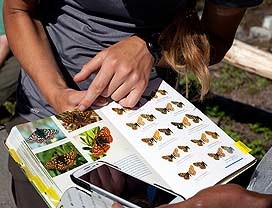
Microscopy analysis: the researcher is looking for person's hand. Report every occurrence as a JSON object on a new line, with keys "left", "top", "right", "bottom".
{"left": 74, "top": 35, "right": 154, "bottom": 111}
{"left": 158, "top": 184, "right": 272, "bottom": 208}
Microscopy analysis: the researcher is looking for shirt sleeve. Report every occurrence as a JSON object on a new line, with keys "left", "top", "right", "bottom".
{"left": 208, "top": 0, "right": 263, "bottom": 8}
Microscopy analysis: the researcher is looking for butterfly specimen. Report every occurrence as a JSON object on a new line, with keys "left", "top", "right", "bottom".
{"left": 193, "top": 161, "right": 207, "bottom": 169}
{"left": 178, "top": 165, "right": 196, "bottom": 180}
{"left": 92, "top": 127, "right": 113, "bottom": 157}
{"left": 182, "top": 117, "right": 191, "bottom": 126}
{"left": 126, "top": 122, "right": 141, "bottom": 130}
{"left": 56, "top": 109, "right": 101, "bottom": 131}
{"left": 112, "top": 108, "right": 126, "bottom": 115}
{"left": 185, "top": 114, "right": 202, "bottom": 123}
{"left": 171, "top": 101, "right": 184, "bottom": 108}
{"left": 162, "top": 148, "right": 180, "bottom": 162}
{"left": 221, "top": 146, "right": 235, "bottom": 154}
{"left": 45, "top": 150, "right": 77, "bottom": 171}
{"left": 142, "top": 91, "right": 158, "bottom": 101}
{"left": 155, "top": 103, "right": 174, "bottom": 114}
{"left": 191, "top": 133, "right": 209, "bottom": 146}
{"left": 208, "top": 147, "right": 226, "bottom": 160}
{"left": 158, "top": 128, "right": 173, "bottom": 136}
{"left": 141, "top": 114, "right": 156, "bottom": 121}
{"left": 178, "top": 145, "right": 190, "bottom": 152}
{"left": 28, "top": 128, "right": 59, "bottom": 144}
{"left": 141, "top": 130, "right": 162, "bottom": 146}
{"left": 205, "top": 131, "right": 219, "bottom": 139}
{"left": 171, "top": 122, "right": 186, "bottom": 129}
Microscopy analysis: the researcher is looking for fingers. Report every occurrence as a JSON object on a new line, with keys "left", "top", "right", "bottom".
{"left": 112, "top": 202, "right": 123, "bottom": 208}
{"left": 73, "top": 51, "right": 106, "bottom": 82}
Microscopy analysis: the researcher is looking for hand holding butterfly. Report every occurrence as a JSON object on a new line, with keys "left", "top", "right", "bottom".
{"left": 74, "top": 35, "right": 154, "bottom": 111}
{"left": 112, "top": 184, "right": 272, "bottom": 208}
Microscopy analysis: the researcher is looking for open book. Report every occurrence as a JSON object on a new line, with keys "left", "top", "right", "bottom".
{"left": 5, "top": 78, "right": 256, "bottom": 207}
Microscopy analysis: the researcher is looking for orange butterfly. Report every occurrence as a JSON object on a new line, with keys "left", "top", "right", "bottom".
{"left": 162, "top": 148, "right": 180, "bottom": 162}
{"left": 156, "top": 103, "right": 174, "bottom": 114}
{"left": 205, "top": 131, "right": 219, "bottom": 139}
{"left": 45, "top": 150, "right": 77, "bottom": 171}
{"left": 208, "top": 147, "right": 225, "bottom": 160}
{"left": 178, "top": 165, "right": 196, "bottom": 180}
{"left": 182, "top": 117, "right": 191, "bottom": 126}
{"left": 92, "top": 127, "right": 113, "bottom": 157}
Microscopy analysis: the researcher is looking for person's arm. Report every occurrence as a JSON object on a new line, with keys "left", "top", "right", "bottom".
{"left": 3, "top": 0, "right": 85, "bottom": 113}
{"left": 201, "top": 1, "right": 247, "bottom": 64}
{"left": 0, "top": 34, "right": 10, "bottom": 66}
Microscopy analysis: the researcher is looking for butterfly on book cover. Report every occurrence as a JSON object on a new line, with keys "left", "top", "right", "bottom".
{"left": 185, "top": 114, "right": 202, "bottom": 123}
{"left": 178, "top": 165, "right": 196, "bottom": 180}
{"left": 191, "top": 133, "right": 209, "bottom": 146}
{"left": 193, "top": 161, "right": 208, "bottom": 169}
{"left": 155, "top": 103, "right": 174, "bottom": 114}
{"left": 208, "top": 147, "right": 225, "bottom": 160}
{"left": 92, "top": 127, "right": 113, "bottom": 157}
{"left": 45, "top": 150, "right": 77, "bottom": 171}
{"left": 28, "top": 128, "right": 59, "bottom": 144}
{"left": 141, "top": 130, "right": 162, "bottom": 146}
{"left": 162, "top": 148, "right": 180, "bottom": 162}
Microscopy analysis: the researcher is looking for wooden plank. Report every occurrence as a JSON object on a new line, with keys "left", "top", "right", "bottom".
{"left": 224, "top": 39, "right": 272, "bottom": 80}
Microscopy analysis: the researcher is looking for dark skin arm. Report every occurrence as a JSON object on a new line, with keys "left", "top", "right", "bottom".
{"left": 201, "top": 1, "right": 247, "bottom": 64}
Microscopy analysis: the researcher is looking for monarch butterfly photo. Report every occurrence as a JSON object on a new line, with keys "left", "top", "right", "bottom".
{"left": 162, "top": 148, "right": 180, "bottom": 162}
{"left": 178, "top": 165, "right": 196, "bottom": 180}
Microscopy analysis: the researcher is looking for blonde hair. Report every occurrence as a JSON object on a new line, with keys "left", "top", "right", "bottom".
{"left": 159, "top": 9, "right": 210, "bottom": 99}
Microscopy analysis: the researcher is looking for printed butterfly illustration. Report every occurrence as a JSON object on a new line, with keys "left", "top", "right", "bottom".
{"left": 178, "top": 165, "right": 196, "bottom": 180}
{"left": 191, "top": 133, "right": 209, "bottom": 146}
{"left": 142, "top": 91, "right": 158, "bottom": 101}
{"left": 162, "top": 148, "right": 180, "bottom": 162}
{"left": 208, "top": 147, "right": 225, "bottom": 160}
{"left": 158, "top": 128, "right": 173, "bottom": 136}
{"left": 182, "top": 117, "right": 191, "bottom": 126}
{"left": 155, "top": 103, "right": 174, "bottom": 114}
{"left": 92, "top": 127, "right": 113, "bottom": 157}
{"left": 171, "top": 122, "right": 186, "bottom": 129}
{"left": 137, "top": 116, "right": 145, "bottom": 126}
{"left": 141, "top": 130, "right": 162, "bottom": 146}
{"left": 28, "top": 128, "right": 59, "bottom": 144}
{"left": 205, "top": 131, "right": 219, "bottom": 139}
{"left": 171, "top": 101, "right": 184, "bottom": 108}
{"left": 141, "top": 114, "right": 156, "bottom": 121}
{"left": 112, "top": 108, "right": 126, "bottom": 115}
{"left": 157, "top": 89, "right": 168, "bottom": 95}
{"left": 185, "top": 114, "right": 202, "bottom": 123}
{"left": 221, "top": 146, "right": 235, "bottom": 154}
{"left": 126, "top": 122, "right": 141, "bottom": 130}
{"left": 193, "top": 161, "right": 207, "bottom": 169}
{"left": 45, "top": 150, "right": 77, "bottom": 171}
{"left": 178, "top": 145, "right": 190, "bottom": 152}
{"left": 56, "top": 109, "right": 101, "bottom": 131}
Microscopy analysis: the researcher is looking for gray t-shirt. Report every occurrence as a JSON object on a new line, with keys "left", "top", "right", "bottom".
{"left": 17, "top": 0, "right": 263, "bottom": 121}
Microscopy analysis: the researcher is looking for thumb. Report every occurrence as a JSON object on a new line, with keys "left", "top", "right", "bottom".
{"left": 73, "top": 51, "right": 106, "bottom": 82}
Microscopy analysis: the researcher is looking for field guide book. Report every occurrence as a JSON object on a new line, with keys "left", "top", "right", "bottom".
{"left": 5, "top": 78, "right": 256, "bottom": 207}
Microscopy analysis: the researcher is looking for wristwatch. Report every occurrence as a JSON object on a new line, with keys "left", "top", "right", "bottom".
{"left": 135, "top": 32, "right": 162, "bottom": 66}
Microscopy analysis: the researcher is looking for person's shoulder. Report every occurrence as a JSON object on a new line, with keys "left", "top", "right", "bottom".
{"left": 208, "top": 0, "right": 263, "bottom": 8}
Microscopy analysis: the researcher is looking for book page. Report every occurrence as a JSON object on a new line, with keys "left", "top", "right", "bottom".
{"left": 97, "top": 78, "right": 256, "bottom": 198}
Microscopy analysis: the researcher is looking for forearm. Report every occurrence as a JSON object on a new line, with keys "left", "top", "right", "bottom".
{"left": 3, "top": 0, "right": 67, "bottom": 106}
{"left": 0, "top": 35, "right": 10, "bottom": 65}
{"left": 201, "top": 1, "right": 246, "bottom": 65}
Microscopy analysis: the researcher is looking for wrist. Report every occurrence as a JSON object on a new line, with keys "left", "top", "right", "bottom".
{"left": 133, "top": 32, "right": 162, "bottom": 66}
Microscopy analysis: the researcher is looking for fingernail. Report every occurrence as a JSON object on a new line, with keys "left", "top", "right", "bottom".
{"left": 78, "top": 104, "right": 86, "bottom": 111}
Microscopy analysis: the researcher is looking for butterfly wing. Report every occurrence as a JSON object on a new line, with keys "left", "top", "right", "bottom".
{"left": 221, "top": 146, "right": 234, "bottom": 154}
{"left": 112, "top": 108, "right": 125, "bottom": 115}
{"left": 166, "top": 103, "right": 174, "bottom": 111}
{"left": 171, "top": 101, "right": 184, "bottom": 108}
{"left": 141, "top": 138, "right": 156, "bottom": 146}
{"left": 178, "top": 146, "right": 190, "bottom": 152}
{"left": 137, "top": 116, "right": 145, "bottom": 126}
{"left": 188, "top": 165, "right": 196, "bottom": 176}
{"left": 171, "top": 122, "right": 185, "bottom": 129}
{"left": 193, "top": 161, "right": 207, "bottom": 169}
{"left": 201, "top": 133, "right": 209, "bottom": 143}
{"left": 205, "top": 131, "right": 219, "bottom": 139}
{"left": 173, "top": 148, "right": 180, "bottom": 158}
{"left": 126, "top": 123, "right": 140, "bottom": 130}
{"left": 178, "top": 172, "right": 190, "bottom": 180}
{"left": 156, "top": 108, "right": 168, "bottom": 114}
{"left": 153, "top": 130, "right": 162, "bottom": 141}
{"left": 182, "top": 117, "right": 191, "bottom": 126}
{"left": 162, "top": 155, "right": 174, "bottom": 162}
{"left": 191, "top": 139, "right": 204, "bottom": 146}
{"left": 158, "top": 128, "right": 173, "bottom": 135}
